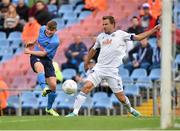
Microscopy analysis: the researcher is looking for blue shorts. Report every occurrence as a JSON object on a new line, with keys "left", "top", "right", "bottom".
{"left": 30, "top": 55, "right": 55, "bottom": 78}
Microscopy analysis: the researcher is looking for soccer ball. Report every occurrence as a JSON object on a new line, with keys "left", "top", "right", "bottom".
{"left": 62, "top": 80, "right": 78, "bottom": 95}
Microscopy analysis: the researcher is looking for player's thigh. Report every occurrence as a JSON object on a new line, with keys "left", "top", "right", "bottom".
{"left": 43, "top": 60, "right": 56, "bottom": 78}
{"left": 30, "top": 55, "right": 45, "bottom": 73}
{"left": 46, "top": 76, "right": 57, "bottom": 91}
{"left": 86, "top": 70, "right": 102, "bottom": 88}
{"left": 106, "top": 77, "right": 123, "bottom": 93}
{"left": 34, "top": 62, "right": 45, "bottom": 73}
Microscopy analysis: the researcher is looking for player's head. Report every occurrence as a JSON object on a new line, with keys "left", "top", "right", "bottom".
{"left": 45, "top": 20, "right": 57, "bottom": 37}
{"left": 102, "top": 16, "right": 115, "bottom": 34}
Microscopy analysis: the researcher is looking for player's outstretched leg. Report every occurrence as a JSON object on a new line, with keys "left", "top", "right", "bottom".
{"left": 37, "top": 72, "right": 51, "bottom": 97}
{"left": 45, "top": 91, "right": 59, "bottom": 116}
{"left": 123, "top": 96, "right": 141, "bottom": 117}
{"left": 115, "top": 93, "right": 141, "bottom": 117}
{"left": 65, "top": 91, "right": 87, "bottom": 117}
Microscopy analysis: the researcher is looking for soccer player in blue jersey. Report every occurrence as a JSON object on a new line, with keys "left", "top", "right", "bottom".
{"left": 24, "top": 21, "right": 60, "bottom": 116}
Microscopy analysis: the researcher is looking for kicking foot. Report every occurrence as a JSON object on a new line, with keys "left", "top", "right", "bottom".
{"left": 45, "top": 108, "right": 59, "bottom": 116}
{"left": 42, "top": 87, "right": 51, "bottom": 97}
{"left": 65, "top": 112, "right": 78, "bottom": 117}
{"left": 130, "top": 107, "right": 141, "bottom": 117}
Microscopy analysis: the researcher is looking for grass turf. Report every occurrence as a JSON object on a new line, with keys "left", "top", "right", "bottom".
{"left": 0, "top": 116, "right": 179, "bottom": 130}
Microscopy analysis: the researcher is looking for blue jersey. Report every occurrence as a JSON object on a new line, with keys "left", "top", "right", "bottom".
{"left": 34, "top": 26, "right": 60, "bottom": 60}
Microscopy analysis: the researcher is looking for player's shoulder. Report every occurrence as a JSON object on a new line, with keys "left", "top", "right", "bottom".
{"left": 97, "top": 32, "right": 106, "bottom": 39}
{"left": 53, "top": 33, "right": 60, "bottom": 44}
{"left": 39, "top": 25, "right": 46, "bottom": 33}
{"left": 115, "top": 29, "right": 128, "bottom": 34}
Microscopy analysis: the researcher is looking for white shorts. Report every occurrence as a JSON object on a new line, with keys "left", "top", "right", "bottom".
{"left": 86, "top": 69, "right": 123, "bottom": 93}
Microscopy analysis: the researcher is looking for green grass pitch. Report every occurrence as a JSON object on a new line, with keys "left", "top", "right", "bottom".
{"left": 0, "top": 116, "right": 179, "bottom": 130}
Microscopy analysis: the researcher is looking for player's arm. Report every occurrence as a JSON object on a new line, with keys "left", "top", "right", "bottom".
{"left": 84, "top": 48, "right": 97, "bottom": 71}
{"left": 133, "top": 24, "right": 160, "bottom": 41}
{"left": 24, "top": 47, "right": 47, "bottom": 57}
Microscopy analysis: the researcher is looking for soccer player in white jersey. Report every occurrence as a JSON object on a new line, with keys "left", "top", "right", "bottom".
{"left": 66, "top": 16, "right": 160, "bottom": 117}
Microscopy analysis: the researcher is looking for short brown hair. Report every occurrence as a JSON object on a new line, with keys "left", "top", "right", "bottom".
{"left": 102, "top": 16, "right": 115, "bottom": 26}
{"left": 47, "top": 20, "right": 57, "bottom": 31}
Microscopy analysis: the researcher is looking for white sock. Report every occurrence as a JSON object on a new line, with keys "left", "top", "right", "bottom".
{"left": 73, "top": 91, "right": 87, "bottom": 115}
{"left": 123, "top": 96, "right": 132, "bottom": 112}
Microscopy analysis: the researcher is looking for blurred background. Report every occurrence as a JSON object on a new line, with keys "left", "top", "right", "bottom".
{"left": 0, "top": 0, "right": 179, "bottom": 126}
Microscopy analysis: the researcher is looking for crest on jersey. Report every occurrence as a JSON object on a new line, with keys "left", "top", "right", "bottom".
{"left": 111, "top": 33, "right": 115, "bottom": 37}
{"left": 45, "top": 42, "right": 49, "bottom": 45}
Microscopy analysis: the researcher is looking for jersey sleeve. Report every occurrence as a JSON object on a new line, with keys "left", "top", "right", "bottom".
{"left": 92, "top": 34, "right": 101, "bottom": 49}
{"left": 120, "top": 30, "right": 135, "bottom": 41}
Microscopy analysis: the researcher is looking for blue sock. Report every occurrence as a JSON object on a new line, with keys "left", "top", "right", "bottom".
{"left": 47, "top": 91, "right": 57, "bottom": 110}
{"left": 37, "top": 72, "right": 46, "bottom": 90}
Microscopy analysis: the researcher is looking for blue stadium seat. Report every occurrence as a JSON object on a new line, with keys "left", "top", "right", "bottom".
{"left": 119, "top": 68, "right": 129, "bottom": 78}
{"left": 74, "top": 4, "right": 84, "bottom": 14}
{"left": 8, "top": 31, "right": 22, "bottom": 41}
{"left": 78, "top": 11, "right": 92, "bottom": 20}
{"left": 175, "top": 54, "right": 180, "bottom": 65}
{"left": 66, "top": 18, "right": 79, "bottom": 27}
{"left": 121, "top": 77, "right": 134, "bottom": 86}
{"left": 38, "top": 96, "right": 48, "bottom": 108}
{"left": 110, "top": 94, "right": 120, "bottom": 105}
{"left": 21, "top": 91, "right": 35, "bottom": 100}
{"left": 0, "top": 32, "right": 6, "bottom": 40}
{"left": 92, "top": 92, "right": 108, "bottom": 104}
{"left": 47, "top": 5, "right": 58, "bottom": 14}
{"left": 58, "top": 4, "right": 73, "bottom": 15}
{"left": 7, "top": 95, "right": 19, "bottom": 109}
{"left": 22, "top": 97, "right": 38, "bottom": 109}
{"left": 130, "top": 68, "right": 147, "bottom": 80}
{"left": 136, "top": 77, "right": 152, "bottom": 89}
{"left": 148, "top": 38, "right": 157, "bottom": 49}
{"left": 62, "top": 68, "right": 77, "bottom": 80}
{"left": 149, "top": 68, "right": 160, "bottom": 80}
{"left": 53, "top": 18, "right": 65, "bottom": 26}
{"left": 124, "top": 85, "right": 141, "bottom": 106}
{"left": 63, "top": 12, "right": 77, "bottom": 20}
{"left": 124, "top": 85, "right": 140, "bottom": 96}
{"left": 0, "top": 40, "right": 10, "bottom": 48}
{"left": 92, "top": 97, "right": 113, "bottom": 116}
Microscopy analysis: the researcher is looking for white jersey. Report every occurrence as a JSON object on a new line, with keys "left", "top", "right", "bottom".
{"left": 92, "top": 30, "right": 134, "bottom": 78}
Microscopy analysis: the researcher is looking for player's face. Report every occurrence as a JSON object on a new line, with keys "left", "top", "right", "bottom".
{"left": 103, "top": 19, "right": 114, "bottom": 34}
{"left": 45, "top": 27, "right": 56, "bottom": 37}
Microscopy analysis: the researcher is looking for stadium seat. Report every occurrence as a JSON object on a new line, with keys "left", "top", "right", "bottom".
{"left": 148, "top": 38, "right": 157, "bottom": 49}
{"left": 92, "top": 92, "right": 108, "bottom": 104}
{"left": 121, "top": 77, "right": 134, "bottom": 86}
{"left": 119, "top": 68, "right": 129, "bottom": 78}
{"left": 62, "top": 68, "right": 77, "bottom": 80}
{"left": 78, "top": 11, "right": 92, "bottom": 20}
{"left": 0, "top": 32, "right": 6, "bottom": 40}
{"left": 63, "top": 12, "right": 77, "bottom": 20}
{"left": 47, "top": 5, "right": 58, "bottom": 14}
{"left": 92, "top": 97, "right": 113, "bottom": 116}
{"left": 175, "top": 54, "right": 180, "bottom": 65}
{"left": 74, "top": 4, "right": 84, "bottom": 14}
{"left": 7, "top": 31, "right": 22, "bottom": 41}
{"left": 124, "top": 85, "right": 141, "bottom": 107}
{"left": 81, "top": 96, "right": 93, "bottom": 116}
{"left": 136, "top": 77, "right": 152, "bottom": 89}
{"left": 130, "top": 68, "right": 147, "bottom": 80}
{"left": 0, "top": 39, "right": 10, "bottom": 48}
{"left": 66, "top": 19, "right": 79, "bottom": 27}
{"left": 58, "top": 4, "right": 73, "bottom": 16}
{"left": 149, "top": 68, "right": 161, "bottom": 80}
{"left": 7, "top": 95, "right": 19, "bottom": 109}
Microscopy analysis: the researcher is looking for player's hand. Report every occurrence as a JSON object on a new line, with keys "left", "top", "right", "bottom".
{"left": 24, "top": 47, "right": 31, "bottom": 54}
{"left": 153, "top": 24, "right": 160, "bottom": 32}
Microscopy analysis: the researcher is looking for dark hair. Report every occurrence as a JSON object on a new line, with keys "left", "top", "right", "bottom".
{"left": 47, "top": 20, "right": 57, "bottom": 30}
{"left": 102, "top": 16, "right": 115, "bottom": 26}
